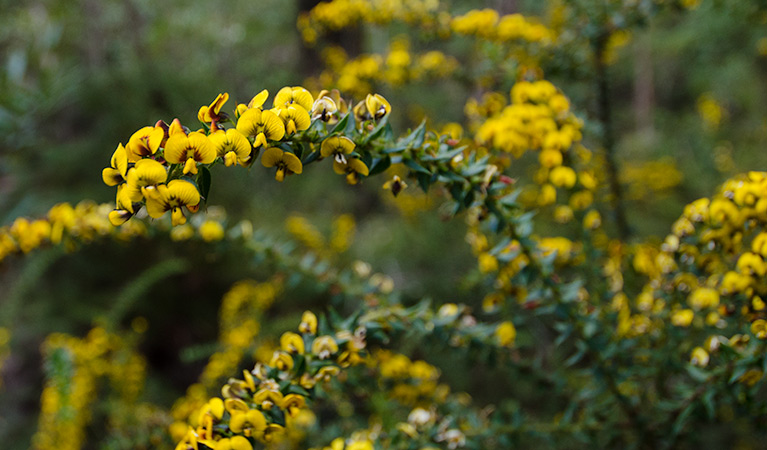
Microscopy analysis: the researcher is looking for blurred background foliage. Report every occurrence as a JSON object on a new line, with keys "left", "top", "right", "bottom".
{"left": 1, "top": 0, "right": 767, "bottom": 448}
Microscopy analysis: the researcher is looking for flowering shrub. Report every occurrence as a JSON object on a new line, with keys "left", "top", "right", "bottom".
{"left": 3, "top": 0, "right": 767, "bottom": 449}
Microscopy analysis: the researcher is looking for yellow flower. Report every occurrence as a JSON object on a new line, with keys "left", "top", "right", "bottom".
{"left": 549, "top": 166, "right": 576, "bottom": 188}
{"left": 197, "top": 92, "right": 229, "bottom": 124}
{"left": 311, "top": 95, "right": 337, "bottom": 121}
{"left": 690, "top": 347, "right": 709, "bottom": 367}
{"left": 383, "top": 175, "right": 407, "bottom": 197}
{"left": 671, "top": 309, "right": 694, "bottom": 327}
{"left": 270, "top": 351, "right": 294, "bottom": 371}
{"left": 321, "top": 135, "right": 356, "bottom": 164}
{"left": 280, "top": 332, "right": 305, "bottom": 354}
{"left": 278, "top": 105, "right": 311, "bottom": 135}
{"left": 102, "top": 144, "right": 130, "bottom": 186}
{"left": 273, "top": 86, "right": 314, "bottom": 111}
{"left": 215, "top": 436, "right": 253, "bottom": 450}
{"left": 126, "top": 125, "right": 165, "bottom": 161}
{"left": 261, "top": 148, "right": 302, "bottom": 182}
{"left": 175, "top": 427, "right": 199, "bottom": 450}
{"left": 281, "top": 394, "right": 306, "bottom": 417}
{"left": 688, "top": 287, "right": 720, "bottom": 310}
{"left": 236, "top": 108, "right": 285, "bottom": 149}
{"left": 365, "top": 93, "right": 391, "bottom": 120}
{"left": 145, "top": 180, "right": 201, "bottom": 226}
{"left": 164, "top": 131, "right": 216, "bottom": 175}
{"left": 299, "top": 311, "right": 318, "bottom": 334}
{"left": 124, "top": 158, "right": 168, "bottom": 205}
{"left": 311, "top": 336, "right": 339, "bottom": 359}
{"left": 495, "top": 321, "right": 516, "bottom": 347}
{"left": 333, "top": 158, "right": 369, "bottom": 185}
{"left": 751, "top": 319, "right": 767, "bottom": 339}
{"left": 199, "top": 221, "right": 225, "bottom": 242}
{"left": 229, "top": 409, "right": 267, "bottom": 439}
{"left": 236, "top": 89, "right": 270, "bottom": 118}
{"left": 209, "top": 129, "right": 252, "bottom": 167}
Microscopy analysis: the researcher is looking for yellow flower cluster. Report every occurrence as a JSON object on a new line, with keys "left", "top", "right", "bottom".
{"left": 0, "top": 201, "right": 146, "bottom": 264}
{"left": 170, "top": 278, "right": 281, "bottom": 434}
{"left": 697, "top": 92, "right": 726, "bottom": 130}
{"left": 33, "top": 327, "right": 146, "bottom": 450}
{"left": 298, "top": 0, "right": 442, "bottom": 45}
{"left": 374, "top": 350, "right": 448, "bottom": 406}
{"left": 312, "top": 39, "right": 458, "bottom": 97}
{"left": 285, "top": 213, "right": 357, "bottom": 255}
{"left": 174, "top": 310, "right": 366, "bottom": 450}
{"left": 621, "top": 157, "right": 683, "bottom": 201}
{"left": 103, "top": 87, "right": 392, "bottom": 227}
{"left": 450, "top": 9, "right": 553, "bottom": 44}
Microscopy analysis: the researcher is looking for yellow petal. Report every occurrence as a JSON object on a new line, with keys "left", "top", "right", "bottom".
{"left": 248, "top": 89, "right": 269, "bottom": 109}
{"left": 283, "top": 152, "right": 303, "bottom": 174}
{"left": 320, "top": 136, "right": 355, "bottom": 158}
{"left": 183, "top": 157, "right": 198, "bottom": 175}
{"left": 349, "top": 158, "right": 369, "bottom": 176}
{"left": 261, "top": 147, "right": 284, "bottom": 168}
{"left": 235, "top": 108, "right": 263, "bottom": 138}
{"left": 167, "top": 179, "right": 201, "bottom": 207}
{"left": 198, "top": 105, "right": 210, "bottom": 123}
{"left": 102, "top": 167, "right": 123, "bottom": 186}
{"left": 164, "top": 134, "right": 189, "bottom": 164}
{"left": 111, "top": 143, "right": 129, "bottom": 176}
{"left": 262, "top": 110, "right": 286, "bottom": 141}
{"left": 108, "top": 209, "right": 132, "bottom": 226}
{"left": 129, "top": 158, "right": 167, "bottom": 186}
{"left": 366, "top": 93, "right": 391, "bottom": 119}
{"left": 171, "top": 207, "right": 187, "bottom": 226}
{"left": 188, "top": 131, "right": 215, "bottom": 164}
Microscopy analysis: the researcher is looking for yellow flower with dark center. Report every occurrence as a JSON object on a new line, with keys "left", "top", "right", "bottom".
{"left": 311, "top": 336, "right": 339, "bottom": 359}
{"left": 164, "top": 131, "right": 216, "bottom": 175}
{"left": 263, "top": 424, "right": 285, "bottom": 443}
{"left": 209, "top": 129, "right": 252, "bottom": 167}
{"left": 365, "top": 93, "right": 391, "bottom": 120}
{"left": 383, "top": 175, "right": 407, "bottom": 197}
{"left": 299, "top": 311, "right": 318, "bottom": 334}
{"left": 273, "top": 86, "right": 314, "bottom": 111}
{"left": 261, "top": 148, "right": 302, "bottom": 182}
{"left": 225, "top": 398, "right": 249, "bottom": 414}
{"left": 126, "top": 125, "right": 165, "bottom": 161}
{"left": 125, "top": 158, "right": 168, "bottom": 204}
{"left": 197, "top": 92, "right": 229, "bottom": 124}
{"left": 229, "top": 409, "right": 267, "bottom": 439}
{"left": 280, "top": 332, "right": 305, "bottom": 354}
{"left": 280, "top": 394, "right": 306, "bottom": 418}
{"left": 236, "top": 108, "right": 285, "bottom": 149}
{"left": 321, "top": 136, "right": 355, "bottom": 164}
{"left": 278, "top": 105, "right": 311, "bottom": 135}
{"left": 102, "top": 144, "right": 130, "bottom": 186}
{"left": 253, "top": 388, "right": 284, "bottom": 410}
{"left": 311, "top": 95, "right": 337, "bottom": 121}
{"left": 270, "top": 350, "right": 294, "bottom": 371}
{"left": 145, "top": 180, "right": 201, "bottom": 226}
{"left": 333, "top": 158, "right": 369, "bottom": 185}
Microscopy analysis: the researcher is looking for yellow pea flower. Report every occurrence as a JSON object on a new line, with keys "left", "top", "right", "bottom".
{"left": 102, "top": 144, "right": 130, "bottom": 186}
{"left": 175, "top": 427, "right": 199, "bottom": 450}
{"left": 280, "top": 331, "right": 305, "bottom": 354}
{"left": 273, "top": 86, "right": 314, "bottom": 111}
{"left": 311, "top": 95, "right": 337, "bottom": 121}
{"left": 751, "top": 319, "right": 767, "bottom": 339}
{"left": 236, "top": 89, "right": 270, "bottom": 118}
{"left": 311, "top": 336, "right": 339, "bottom": 359}
{"left": 199, "top": 220, "right": 225, "bottom": 242}
{"left": 164, "top": 131, "right": 216, "bottom": 175}
{"left": 299, "top": 311, "right": 318, "bottom": 334}
{"left": 321, "top": 135, "right": 355, "bottom": 164}
{"left": 126, "top": 125, "right": 165, "bottom": 161}
{"left": 365, "top": 93, "right": 391, "bottom": 120}
{"left": 281, "top": 394, "right": 306, "bottom": 418}
{"left": 236, "top": 108, "right": 285, "bottom": 149}
{"left": 261, "top": 148, "right": 302, "bottom": 182}
{"left": 215, "top": 436, "right": 253, "bottom": 450}
{"left": 209, "top": 128, "right": 252, "bottom": 167}
{"left": 278, "top": 105, "right": 311, "bottom": 135}
{"left": 145, "top": 180, "right": 201, "bottom": 226}
{"left": 333, "top": 158, "right": 369, "bottom": 185}
{"left": 125, "top": 158, "right": 168, "bottom": 203}
{"left": 197, "top": 92, "right": 229, "bottom": 124}
{"left": 270, "top": 351, "right": 294, "bottom": 371}
{"left": 383, "top": 175, "right": 407, "bottom": 197}
{"left": 229, "top": 409, "right": 267, "bottom": 439}
{"left": 495, "top": 321, "right": 517, "bottom": 347}
{"left": 253, "top": 388, "right": 283, "bottom": 410}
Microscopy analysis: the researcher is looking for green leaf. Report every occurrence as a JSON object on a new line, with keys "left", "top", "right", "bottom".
{"left": 197, "top": 166, "right": 211, "bottom": 201}
{"left": 368, "top": 156, "right": 391, "bottom": 176}
{"left": 302, "top": 149, "right": 321, "bottom": 165}
{"left": 400, "top": 119, "right": 427, "bottom": 148}
{"left": 403, "top": 159, "right": 431, "bottom": 175}
{"left": 331, "top": 112, "right": 353, "bottom": 135}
